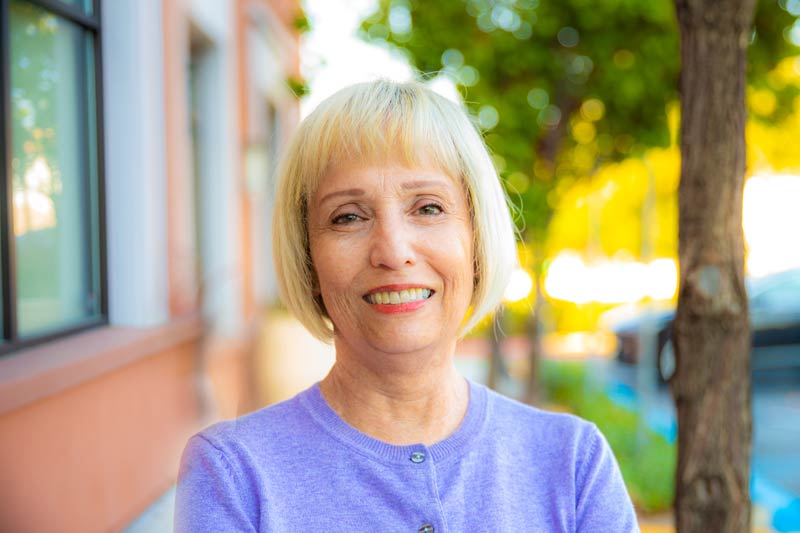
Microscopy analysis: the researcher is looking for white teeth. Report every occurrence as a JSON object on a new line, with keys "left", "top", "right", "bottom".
{"left": 366, "top": 288, "right": 432, "bottom": 305}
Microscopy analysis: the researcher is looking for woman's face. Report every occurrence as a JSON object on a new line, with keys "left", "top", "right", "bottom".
{"left": 307, "top": 154, "right": 474, "bottom": 358}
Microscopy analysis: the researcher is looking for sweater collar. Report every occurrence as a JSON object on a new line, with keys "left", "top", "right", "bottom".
{"left": 299, "top": 379, "right": 488, "bottom": 465}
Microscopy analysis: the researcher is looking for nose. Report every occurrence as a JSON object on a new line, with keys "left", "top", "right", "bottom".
{"left": 369, "top": 213, "right": 416, "bottom": 269}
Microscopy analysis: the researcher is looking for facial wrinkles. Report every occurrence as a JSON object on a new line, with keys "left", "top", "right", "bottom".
{"left": 308, "top": 161, "right": 474, "bottom": 353}
{"left": 311, "top": 177, "right": 470, "bottom": 270}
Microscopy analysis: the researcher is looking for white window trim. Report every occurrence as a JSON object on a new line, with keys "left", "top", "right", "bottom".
{"left": 101, "top": 0, "right": 169, "bottom": 327}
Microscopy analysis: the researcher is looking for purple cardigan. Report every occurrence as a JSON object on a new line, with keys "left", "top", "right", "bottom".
{"left": 175, "top": 380, "right": 639, "bottom": 532}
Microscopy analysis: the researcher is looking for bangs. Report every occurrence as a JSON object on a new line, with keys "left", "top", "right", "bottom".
{"left": 295, "top": 81, "right": 468, "bottom": 197}
{"left": 272, "top": 79, "right": 517, "bottom": 342}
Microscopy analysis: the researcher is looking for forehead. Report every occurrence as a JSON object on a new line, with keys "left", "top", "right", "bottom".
{"left": 312, "top": 154, "right": 465, "bottom": 203}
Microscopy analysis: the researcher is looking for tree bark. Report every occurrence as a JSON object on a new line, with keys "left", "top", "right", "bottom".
{"left": 671, "top": 1, "right": 755, "bottom": 531}
{"left": 487, "top": 309, "right": 506, "bottom": 391}
{"left": 523, "top": 272, "right": 543, "bottom": 405}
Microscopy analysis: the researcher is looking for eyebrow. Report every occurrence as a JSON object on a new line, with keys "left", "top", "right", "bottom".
{"left": 400, "top": 179, "right": 449, "bottom": 191}
{"left": 317, "top": 179, "right": 451, "bottom": 206}
{"left": 317, "top": 188, "right": 366, "bottom": 206}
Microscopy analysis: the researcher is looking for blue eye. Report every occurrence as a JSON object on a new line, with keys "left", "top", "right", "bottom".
{"left": 418, "top": 203, "right": 443, "bottom": 215}
{"left": 332, "top": 213, "right": 360, "bottom": 225}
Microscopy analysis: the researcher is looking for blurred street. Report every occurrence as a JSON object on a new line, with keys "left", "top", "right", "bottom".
{"left": 454, "top": 334, "right": 800, "bottom": 533}
{"left": 596, "top": 356, "right": 800, "bottom": 531}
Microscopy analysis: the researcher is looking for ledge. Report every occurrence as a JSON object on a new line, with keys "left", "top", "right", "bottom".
{"left": 0, "top": 314, "right": 204, "bottom": 416}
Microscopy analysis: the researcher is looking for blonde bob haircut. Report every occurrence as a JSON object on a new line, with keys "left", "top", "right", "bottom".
{"left": 272, "top": 79, "right": 517, "bottom": 343}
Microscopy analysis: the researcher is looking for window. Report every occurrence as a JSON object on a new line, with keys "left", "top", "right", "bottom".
{"left": 0, "top": 0, "right": 105, "bottom": 353}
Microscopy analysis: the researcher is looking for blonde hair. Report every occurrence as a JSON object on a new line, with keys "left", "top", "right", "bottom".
{"left": 272, "top": 79, "right": 517, "bottom": 342}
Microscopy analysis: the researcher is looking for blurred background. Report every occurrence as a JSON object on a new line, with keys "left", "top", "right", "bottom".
{"left": 0, "top": 0, "right": 798, "bottom": 531}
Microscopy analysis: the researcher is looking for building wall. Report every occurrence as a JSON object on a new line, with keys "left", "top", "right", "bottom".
{"left": 0, "top": 0, "right": 300, "bottom": 531}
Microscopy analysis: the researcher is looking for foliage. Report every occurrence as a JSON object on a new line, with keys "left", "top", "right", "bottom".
{"left": 747, "top": 56, "right": 800, "bottom": 173}
{"left": 287, "top": 76, "right": 310, "bottom": 98}
{"left": 293, "top": 12, "right": 312, "bottom": 34}
{"left": 542, "top": 360, "right": 676, "bottom": 513}
{"left": 547, "top": 145, "right": 680, "bottom": 259}
{"left": 546, "top": 57, "right": 800, "bottom": 263}
{"left": 361, "top": 0, "right": 800, "bottom": 243}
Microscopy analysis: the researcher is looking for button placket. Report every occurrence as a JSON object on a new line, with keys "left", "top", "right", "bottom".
{"left": 409, "top": 451, "right": 426, "bottom": 464}
{"left": 407, "top": 447, "right": 439, "bottom": 533}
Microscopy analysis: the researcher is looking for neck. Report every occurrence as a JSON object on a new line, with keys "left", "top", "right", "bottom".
{"left": 319, "top": 340, "right": 469, "bottom": 446}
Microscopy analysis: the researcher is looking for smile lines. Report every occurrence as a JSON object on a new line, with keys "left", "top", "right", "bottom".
{"left": 365, "top": 288, "right": 433, "bottom": 305}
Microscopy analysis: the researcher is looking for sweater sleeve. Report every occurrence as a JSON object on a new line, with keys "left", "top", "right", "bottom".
{"left": 575, "top": 424, "right": 640, "bottom": 533}
{"left": 174, "top": 434, "right": 258, "bottom": 533}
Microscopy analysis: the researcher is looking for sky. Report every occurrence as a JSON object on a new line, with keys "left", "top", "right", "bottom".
{"left": 300, "top": 0, "right": 460, "bottom": 116}
{"left": 300, "top": 0, "right": 412, "bottom": 116}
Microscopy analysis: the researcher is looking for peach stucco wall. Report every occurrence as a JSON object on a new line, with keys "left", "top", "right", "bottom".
{"left": 0, "top": 328, "right": 201, "bottom": 532}
{"left": 0, "top": 0, "right": 299, "bottom": 530}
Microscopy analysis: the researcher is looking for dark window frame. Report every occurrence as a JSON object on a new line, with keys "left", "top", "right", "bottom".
{"left": 0, "top": 0, "right": 108, "bottom": 355}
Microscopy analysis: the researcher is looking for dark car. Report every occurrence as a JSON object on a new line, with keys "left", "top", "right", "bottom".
{"left": 612, "top": 268, "right": 800, "bottom": 380}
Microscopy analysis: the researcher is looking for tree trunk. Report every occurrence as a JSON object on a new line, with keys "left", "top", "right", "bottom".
{"left": 487, "top": 308, "right": 507, "bottom": 391}
{"left": 523, "top": 273, "right": 543, "bottom": 405}
{"left": 671, "top": 1, "right": 755, "bottom": 531}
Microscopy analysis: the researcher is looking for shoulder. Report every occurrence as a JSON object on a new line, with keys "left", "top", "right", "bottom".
{"left": 198, "top": 391, "right": 310, "bottom": 448}
{"left": 181, "top": 385, "right": 325, "bottom": 480}
{"left": 481, "top": 383, "right": 599, "bottom": 446}
{"left": 477, "top": 385, "right": 638, "bottom": 531}
{"left": 176, "top": 387, "right": 323, "bottom": 527}
{"left": 175, "top": 400, "right": 313, "bottom": 533}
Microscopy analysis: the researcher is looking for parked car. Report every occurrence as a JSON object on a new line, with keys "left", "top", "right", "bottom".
{"left": 610, "top": 268, "right": 800, "bottom": 381}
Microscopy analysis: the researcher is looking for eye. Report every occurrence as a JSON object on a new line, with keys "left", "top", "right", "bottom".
{"left": 331, "top": 213, "right": 361, "bottom": 225}
{"left": 417, "top": 203, "right": 444, "bottom": 216}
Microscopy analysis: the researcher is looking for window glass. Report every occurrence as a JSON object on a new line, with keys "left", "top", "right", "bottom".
{"left": 10, "top": 0, "right": 101, "bottom": 336}
{"left": 56, "top": 0, "right": 93, "bottom": 16}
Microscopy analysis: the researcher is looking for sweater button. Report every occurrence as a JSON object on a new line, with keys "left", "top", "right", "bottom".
{"left": 418, "top": 524, "right": 434, "bottom": 533}
{"left": 410, "top": 451, "right": 426, "bottom": 464}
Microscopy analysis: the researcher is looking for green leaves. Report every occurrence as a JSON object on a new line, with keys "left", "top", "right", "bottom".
{"left": 360, "top": 0, "right": 798, "bottom": 242}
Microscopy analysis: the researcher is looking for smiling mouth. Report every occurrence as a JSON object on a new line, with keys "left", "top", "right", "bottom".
{"left": 364, "top": 288, "right": 433, "bottom": 305}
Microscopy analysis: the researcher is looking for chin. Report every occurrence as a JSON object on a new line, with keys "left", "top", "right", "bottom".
{"left": 363, "top": 327, "right": 453, "bottom": 355}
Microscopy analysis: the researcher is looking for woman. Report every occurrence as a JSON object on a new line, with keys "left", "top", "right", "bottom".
{"left": 175, "top": 80, "right": 639, "bottom": 532}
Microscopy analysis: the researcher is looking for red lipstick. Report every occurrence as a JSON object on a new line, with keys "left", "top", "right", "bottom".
{"left": 363, "top": 284, "right": 434, "bottom": 314}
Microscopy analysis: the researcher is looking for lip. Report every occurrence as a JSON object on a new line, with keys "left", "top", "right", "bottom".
{"left": 363, "top": 284, "right": 434, "bottom": 296}
{"left": 369, "top": 300, "right": 429, "bottom": 314}
{"left": 362, "top": 284, "right": 435, "bottom": 314}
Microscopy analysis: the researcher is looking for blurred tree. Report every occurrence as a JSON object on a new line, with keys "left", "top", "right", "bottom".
{"left": 361, "top": 0, "right": 796, "bottom": 243}
{"left": 361, "top": 0, "right": 798, "bottom": 403}
{"left": 671, "top": 0, "right": 755, "bottom": 530}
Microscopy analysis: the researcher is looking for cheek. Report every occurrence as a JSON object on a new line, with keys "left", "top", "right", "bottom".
{"left": 437, "top": 227, "right": 474, "bottom": 292}
{"left": 313, "top": 256, "right": 347, "bottom": 293}
{"left": 310, "top": 237, "right": 356, "bottom": 296}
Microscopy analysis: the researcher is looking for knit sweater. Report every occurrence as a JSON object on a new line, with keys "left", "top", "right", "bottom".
{"left": 174, "top": 380, "right": 640, "bottom": 532}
